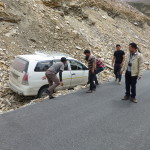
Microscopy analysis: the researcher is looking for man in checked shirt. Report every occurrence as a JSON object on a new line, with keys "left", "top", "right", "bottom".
{"left": 84, "top": 49, "right": 96, "bottom": 93}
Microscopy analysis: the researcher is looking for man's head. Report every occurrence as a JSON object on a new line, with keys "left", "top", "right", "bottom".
{"left": 84, "top": 49, "right": 91, "bottom": 57}
{"left": 61, "top": 57, "right": 67, "bottom": 64}
{"left": 129, "top": 43, "right": 138, "bottom": 54}
{"left": 116, "top": 44, "right": 121, "bottom": 51}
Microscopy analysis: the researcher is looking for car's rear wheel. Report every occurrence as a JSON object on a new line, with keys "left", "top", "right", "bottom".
{"left": 37, "top": 86, "right": 49, "bottom": 98}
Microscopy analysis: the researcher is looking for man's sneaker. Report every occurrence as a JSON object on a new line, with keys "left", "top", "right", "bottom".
{"left": 130, "top": 98, "right": 138, "bottom": 103}
{"left": 115, "top": 78, "right": 118, "bottom": 82}
{"left": 118, "top": 82, "right": 121, "bottom": 85}
{"left": 86, "top": 90, "right": 93, "bottom": 93}
{"left": 46, "top": 90, "right": 53, "bottom": 99}
{"left": 93, "top": 88, "right": 96, "bottom": 91}
{"left": 122, "top": 96, "right": 130, "bottom": 100}
{"left": 49, "top": 96, "right": 55, "bottom": 99}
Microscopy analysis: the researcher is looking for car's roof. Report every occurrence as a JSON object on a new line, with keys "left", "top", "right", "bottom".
{"left": 17, "top": 54, "right": 77, "bottom": 62}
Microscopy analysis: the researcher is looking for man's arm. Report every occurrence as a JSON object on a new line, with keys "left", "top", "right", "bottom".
{"left": 42, "top": 76, "right": 46, "bottom": 80}
{"left": 59, "top": 70, "right": 63, "bottom": 82}
{"left": 59, "top": 70, "right": 64, "bottom": 86}
{"left": 112, "top": 56, "right": 116, "bottom": 67}
{"left": 120, "top": 55, "right": 125, "bottom": 67}
{"left": 121, "top": 54, "right": 128, "bottom": 74}
{"left": 138, "top": 54, "right": 144, "bottom": 79}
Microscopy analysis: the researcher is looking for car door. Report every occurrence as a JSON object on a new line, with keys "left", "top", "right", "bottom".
{"left": 69, "top": 60, "right": 88, "bottom": 87}
{"left": 53, "top": 60, "right": 71, "bottom": 89}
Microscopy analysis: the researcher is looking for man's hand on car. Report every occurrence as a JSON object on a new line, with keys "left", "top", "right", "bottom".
{"left": 60, "top": 82, "right": 64, "bottom": 86}
{"left": 92, "top": 70, "right": 95, "bottom": 74}
{"left": 42, "top": 76, "right": 46, "bottom": 80}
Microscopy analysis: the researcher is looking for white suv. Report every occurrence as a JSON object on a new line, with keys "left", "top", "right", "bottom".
{"left": 9, "top": 53, "right": 88, "bottom": 98}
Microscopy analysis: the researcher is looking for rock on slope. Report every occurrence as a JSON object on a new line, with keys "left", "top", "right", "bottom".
{"left": 0, "top": 0, "right": 150, "bottom": 112}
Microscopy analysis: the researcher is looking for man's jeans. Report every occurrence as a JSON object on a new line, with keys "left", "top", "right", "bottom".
{"left": 94, "top": 67, "right": 104, "bottom": 85}
{"left": 125, "top": 71, "right": 138, "bottom": 98}
{"left": 89, "top": 70, "right": 96, "bottom": 91}
{"left": 46, "top": 72, "right": 60, "bottom": 94}
{"left": 114, "top": 64, "right": 122, "bottom": 82}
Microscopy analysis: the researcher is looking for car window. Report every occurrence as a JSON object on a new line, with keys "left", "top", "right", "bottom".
{"left": 70, "top": 60, "right": 84, "bottom": 70}
{"left": 12, "top": 57, "right": 29, "bottom": 73}
{"left": 53, "top": 60, "right": 68, "bottom": 71}
{"left": 34, "top": 61, "right": 53, "bottom": 72}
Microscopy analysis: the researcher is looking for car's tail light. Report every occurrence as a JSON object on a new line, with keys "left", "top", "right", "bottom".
{"left": 22, "top": 73, "right": 29, "bottom": 85}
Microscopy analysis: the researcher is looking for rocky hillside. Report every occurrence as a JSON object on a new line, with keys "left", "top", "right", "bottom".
{"left": 0, "top": 0, "right": 150, "bottom": 112}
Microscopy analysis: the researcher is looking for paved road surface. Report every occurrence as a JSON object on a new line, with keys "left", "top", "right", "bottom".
{"left": 0, "top": 71, "right": 150, "bottom": 150}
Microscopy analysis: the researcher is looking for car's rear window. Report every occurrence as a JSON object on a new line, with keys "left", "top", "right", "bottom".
{"left": 12, "top": 57, "right": 28, "bottom": 73}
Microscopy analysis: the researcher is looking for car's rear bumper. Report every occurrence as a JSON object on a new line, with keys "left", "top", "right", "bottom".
{"left": 9, "top": 80, "right": 37, "bottom": 96}
{"left": 9, "top": 82, "right": 23, "bottom": 95}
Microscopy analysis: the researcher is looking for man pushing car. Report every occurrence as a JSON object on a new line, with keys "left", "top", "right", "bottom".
{"left": 42, "top": 57, "right": 67, "bottom": 99}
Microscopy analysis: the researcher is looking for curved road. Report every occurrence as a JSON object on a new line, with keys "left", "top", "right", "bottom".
{"left": 0, "top": 71, "right": 150, "bottom": 150}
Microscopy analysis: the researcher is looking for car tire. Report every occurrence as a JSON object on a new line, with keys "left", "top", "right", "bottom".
{"left": 37, "top": 86, "right": 49, "bottom": 98}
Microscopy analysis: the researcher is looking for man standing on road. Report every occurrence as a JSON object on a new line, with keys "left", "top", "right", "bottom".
{"left": 112, "top": 44, "right": 125, "bottom": 84}
{"left": 42, "top": 57, "right": 67, "bottom": 99}
{"left": 121, "top": 43, "right": 144, "bottom": 103}
{"left": 84, "top": 49, "right": 96, "bottom": 93}
{"left": 85, "top": 57, "right": 105, "bottom": 86}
